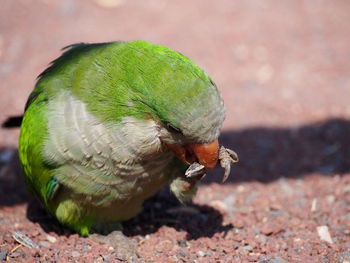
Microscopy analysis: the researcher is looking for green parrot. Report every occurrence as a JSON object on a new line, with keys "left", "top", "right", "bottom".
{"left": 18, "top": 40, "right": 233, "bottom": 236}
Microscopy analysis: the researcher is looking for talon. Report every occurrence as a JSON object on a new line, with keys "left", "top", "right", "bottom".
{"left": 221, "top": 160, "right": 231, "bottom": 183}
{"left": 185, "top": 162, "right": 206, "bottom": 178}
{"left": 219, "top": 146, "right": 239, "bottom": 182}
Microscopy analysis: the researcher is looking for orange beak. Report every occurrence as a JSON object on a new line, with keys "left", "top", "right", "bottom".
{"left": 165, "top": 140, "right": 219, "bottom": 170}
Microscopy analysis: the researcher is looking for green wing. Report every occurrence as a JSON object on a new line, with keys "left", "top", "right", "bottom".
{"left": 19, "top": 91, "right": 54, "bottom": 206}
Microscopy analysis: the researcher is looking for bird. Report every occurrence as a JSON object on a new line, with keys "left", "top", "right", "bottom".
{"left": 18, "top": 40, "right": 236, "bottom": 236}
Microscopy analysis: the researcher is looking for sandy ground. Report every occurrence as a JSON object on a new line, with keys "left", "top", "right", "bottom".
{"left": 0, "top": 0, "right": 350, "bottom": 262}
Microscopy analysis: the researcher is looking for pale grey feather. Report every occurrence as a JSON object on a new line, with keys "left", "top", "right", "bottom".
{"left": 44, "top": 90, "right": 175, "bottom": 206}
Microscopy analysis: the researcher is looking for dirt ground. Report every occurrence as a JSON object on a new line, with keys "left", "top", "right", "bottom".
{"left": 0, "top": 0, "right": 350, "bottom": 262}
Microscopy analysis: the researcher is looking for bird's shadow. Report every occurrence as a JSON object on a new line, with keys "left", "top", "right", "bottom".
{"left": 122, "top": 188, "right": 233, "bottom": 240}
{"left": 205, "top": 117, "right": 350, "bottom": 184}
{"left": 1, "top": 117, "right": 349, "bottom": 239}
{"left": 25, "top": 189, "right": 231, "bottom": 240}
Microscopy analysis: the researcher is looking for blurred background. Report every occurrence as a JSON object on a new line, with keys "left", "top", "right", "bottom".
{"left": 2, "top": 0, "right": 350, "bottom": 182}
{"left": 0, "top": 0, "right": 350, "bottom": 261}
{"left": 1, "top": 0, "right": 350, "bottom": 146}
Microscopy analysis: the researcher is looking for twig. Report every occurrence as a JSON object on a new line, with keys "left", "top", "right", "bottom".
{"left": 6, "top": 243, "right": 23, "bottom": 261}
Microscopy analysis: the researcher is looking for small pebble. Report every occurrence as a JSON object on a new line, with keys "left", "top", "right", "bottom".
{"left": 101, "top": 254, "right": 111, "bottom": 262}
{"left": 10, "top": 251, "right": 21, "bottom": 258}
{"left": 256, "top": 234, "right": 267, "bottom": 245}
{"left": 177, "top": 240, "right": 188, "bottom": 248}
{"left": 310, "top": 198, "right": 317, "bottom": 212}
{"left": 82, "top": 244, "right": 92, "bottom": 251}
{"left": 339, "top": 250, "right": 350, "bottom": 262}
{"left": 46, "top": 235, "right": 57, "bottom": 243}
{"left": 317, "top": 225, "right": 333, "bottom": 244}
{"left": 31, "top": 230, "right": 40, "bottom": 237}
{"left": 177, "top": 251, "right": 187, "bottom": 258}
{"left": 0, "top": 250, "right": 8, "bottom": 261}
{"left": 197, "top": 250, "right": 206, "bottom": 257}
{"left": 282, "top": 231, "right": 292, "bottom": 238}
{"left": 232, "top": 241, "right": 240, "bottom": 249}
{"left": 94, "top": 255, "right": 104, "bottom": 263}
{"left": 326, "top": 195, "right": 335, "bottom": 204}
{"left": 39, "top": 241, "right": 51, "bottom": 248}
{"left": 72, "top": 251, "right": 80, "bottom": 258}
{"left": 115, "top": 253, "right": 127, "bottom": 261}
{"left": 237, "top": 185, "right": 245, "bottom": 192}
{"left": 242, "top": 245, "right": 253, "bottom": 252}
{"left": 260, "top": 222, "right": 281, "bottom": 235}
{"left": 259, "top": 256, "right": 289, "bottom": 263}
{"left": 343, "top": 184, "right": 350, "bottom": 194}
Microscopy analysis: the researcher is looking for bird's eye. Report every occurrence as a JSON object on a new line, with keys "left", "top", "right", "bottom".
{"left": 166, "top": 122, "right": 182, "bottom": 134}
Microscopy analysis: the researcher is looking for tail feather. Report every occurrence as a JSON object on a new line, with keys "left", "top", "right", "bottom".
{"left": 2, "top": 115, "right": 23, "bottom": 128}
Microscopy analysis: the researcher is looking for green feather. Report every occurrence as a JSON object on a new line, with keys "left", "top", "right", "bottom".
{"left": 34, "top": 41, "right": 222, "bottom": 136}
{"left": 46, "top": 178, "right": 60, "bottom": 201}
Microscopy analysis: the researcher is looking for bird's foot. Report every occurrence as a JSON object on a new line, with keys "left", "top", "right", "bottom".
{"left": 170, "top": 175, "right": 199, "bottom": 203}
{"left": 185, "top": 162, "right": 206, "bottom": 179}
{"left": 184, "top": 146, "right": 238, "bottom": 183}
{"left": 218, "top": 146, "right": 239, "bottom": 182}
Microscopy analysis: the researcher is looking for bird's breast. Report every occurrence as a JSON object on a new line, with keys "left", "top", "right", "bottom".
{"left": 43, "top": 90, "right": 175, "bottom": 203}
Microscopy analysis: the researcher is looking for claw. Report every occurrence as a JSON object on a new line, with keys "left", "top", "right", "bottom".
{"left": 185, "top": 162, "right": 206, "bottom": 178}
{"left": 221, "top": 160, "right": 231, "bottom": 183}
{"left": 219, "top": 146, "right": 239, "bottom": 182}
{"left": 184, "top": 146, "right": 238, "bottom": 183}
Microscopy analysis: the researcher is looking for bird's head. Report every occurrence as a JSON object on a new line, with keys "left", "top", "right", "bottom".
{"left": 123, "top": 41, "right": 226, "bottom": 170}
{"left": 154, "top": 78, "right": 225, "bottom": 170}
